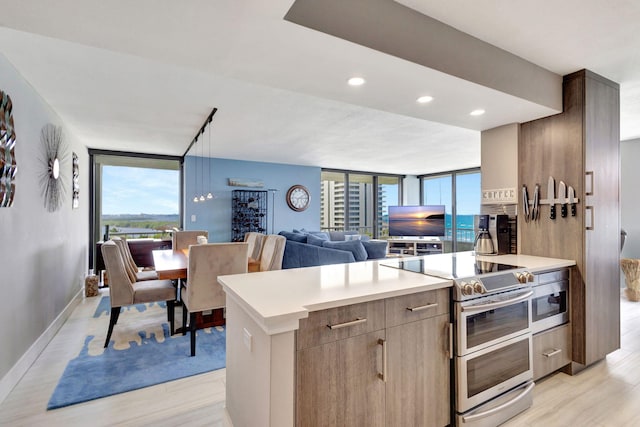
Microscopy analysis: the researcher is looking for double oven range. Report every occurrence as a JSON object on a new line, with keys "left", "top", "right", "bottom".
{"left": 385, "top": 253, "right": 536, "bottom": 427}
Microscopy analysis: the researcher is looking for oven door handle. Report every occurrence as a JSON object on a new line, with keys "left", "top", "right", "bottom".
{"left": 461, "top": 290, "right": 534, "bottom": 313}
{"left": 461, "top": 382, "right": 535, "bottom": 423}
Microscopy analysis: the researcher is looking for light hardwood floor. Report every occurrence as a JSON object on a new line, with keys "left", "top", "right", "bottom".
{"left": 1, "top": 289, "right": 639, "bottom": 426}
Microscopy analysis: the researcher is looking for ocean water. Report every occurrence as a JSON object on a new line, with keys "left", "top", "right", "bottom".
{"left": 388, "top": 218, "right": 444, "bottom": 236}
{"left": 455, "top": 214, "right": 476, "bottom": 230}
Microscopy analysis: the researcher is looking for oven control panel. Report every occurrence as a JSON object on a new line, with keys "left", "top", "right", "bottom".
{"left": 454, "top": 270, "right": 534, "bottom": 300}
{"left": 516, "top": 271, "right": 535, "bottom": 284}
{"left": 459, "top": 279, "right": 487, "bottom": 296}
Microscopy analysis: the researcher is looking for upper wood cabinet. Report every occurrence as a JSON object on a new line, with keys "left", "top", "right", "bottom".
{"left": 519, "top": 70, "right": 620, "bottom": 367}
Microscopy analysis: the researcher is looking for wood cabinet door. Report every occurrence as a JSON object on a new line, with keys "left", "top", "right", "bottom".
{"left": 385, "top": 314, "right": 450, "bottom": 427}
{"left": 583, "top": 73, "right": 621, "bottom": 364}
{"left": 296, "top": 330, "right": 386, "bottom": 427}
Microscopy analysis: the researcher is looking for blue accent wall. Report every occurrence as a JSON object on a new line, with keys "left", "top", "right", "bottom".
{"left": 184, "top": 157, "right": 320, "bottom": 242}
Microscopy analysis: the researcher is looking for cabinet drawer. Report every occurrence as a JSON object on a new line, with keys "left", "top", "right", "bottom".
{"left": 536, "top": 268, "right": 570, "bottom": 285}
{"left": 297, "top": 299, "right": 385, "bottom": 350}
{"left": 533, "top": 323, "right": 572, "bottom": 381}
{"left": 385, "top": 288, "right": 449, "bottom": 328}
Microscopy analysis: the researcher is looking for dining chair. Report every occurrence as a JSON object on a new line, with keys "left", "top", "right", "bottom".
{"left": 111, "top": 236, "right": 158, "bottom": 281}
{"left": 181, "top": 242, "right": 248, "bottom": 356}
{"left": 257, "top": 234, "right": 286, "bottom": 272}
{"left": 244, "top": 232, "right": 265, "bottom": 272}
{"left": 172, "top": 230, "right": 209, "bottom": 252}
{"left": 101, "top": 240, "right": 176, "bottom": 348}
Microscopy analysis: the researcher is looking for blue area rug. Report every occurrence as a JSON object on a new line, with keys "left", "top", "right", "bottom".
{"left": 47, "top": 296, "right": 226, "bottom": 410}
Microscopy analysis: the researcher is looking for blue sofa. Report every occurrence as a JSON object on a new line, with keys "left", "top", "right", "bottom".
{"left": 279, "top": 230, "right": 388, "bottom": 269}
{"left": 282, "top": 240, "right": 355, "bottom": 269}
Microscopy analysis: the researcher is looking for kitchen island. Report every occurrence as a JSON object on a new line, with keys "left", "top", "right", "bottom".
{"left": 218, "top": 252, "right": 575, "bottom": 427}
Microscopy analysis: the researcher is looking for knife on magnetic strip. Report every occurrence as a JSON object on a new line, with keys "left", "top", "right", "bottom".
{"left": 559, "top": 181, "right": 567, "bottom": 218}
{"left": 548, "top": 176, "right": 556, "bottom": 220}
{"left": 568, "top": 186, "right": 576, "bottom": 216}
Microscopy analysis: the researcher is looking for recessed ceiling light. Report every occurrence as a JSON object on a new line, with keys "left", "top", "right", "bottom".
{"left": 470, "top": 109, "right": 485, "bottom": 116}
{"left": 416, "top": 96, "right": 434, "bottom": 104}
{"left": 347, "top": 77, "right": 366, "bottom": 86}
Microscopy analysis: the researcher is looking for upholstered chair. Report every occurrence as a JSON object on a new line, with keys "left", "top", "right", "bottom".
{"left": 257, "top": 234, "right": 286, "bottom": 272}
{"left": 111, "top": 236, "right": 158, "bottom": 281}
{"left": 181, "top": 242, "right": 248, "bottom": 356}
{"left": 172, "top": 230, "right": 209, "bottom": 252}
{"left": 244, "top": 232, "right": 265, "bottom": 272}
{"left": 101, "top": 240, "right": 176, "bottom": 348}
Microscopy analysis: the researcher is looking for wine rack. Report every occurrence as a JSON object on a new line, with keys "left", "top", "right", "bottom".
{"left": 231, "top": 190, "right": 268, "bottom": 242}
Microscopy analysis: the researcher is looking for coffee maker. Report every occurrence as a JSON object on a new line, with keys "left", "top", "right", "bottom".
{"left": 474, "top": 215, "right": 495, "bottom": 255}
{"left": 489, "top": 214, "right": 512, "bottom": 255}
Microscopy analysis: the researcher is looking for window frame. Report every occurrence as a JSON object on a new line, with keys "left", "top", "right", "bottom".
{"left": 419, "top": 167, "right": 480, "bottom": 252}
{"left": 88, "top": 149, "right": 183, "bottom": 270}
{"left": 321, "top": 168, "right": 404, "bottom": 239}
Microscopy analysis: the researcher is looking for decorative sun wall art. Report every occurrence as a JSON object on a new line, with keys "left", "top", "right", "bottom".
{"left": 40, "top": 124, "right": 67, "bottom": 212}
{"left": 72, "top": 152, "right": 79, "bottom": 209}
{"left": 0, "top": 89, "right": 17, "bottom": 208}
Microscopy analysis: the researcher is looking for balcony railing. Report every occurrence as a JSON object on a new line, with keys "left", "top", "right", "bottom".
{"left": 321, "top": 226, "right": 476, "bottom": 244}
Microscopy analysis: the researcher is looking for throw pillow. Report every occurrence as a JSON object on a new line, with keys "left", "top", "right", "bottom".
{"left": 323, "top": 240, "right": 368, "bottom": 262}
{"left": 279, "top": 231, "right": 307, "bottom": 243}
{"left": 307, "top": 234, "right": 326, "bottom": 247}
{"left": 308, "top": 231, "right": 330, "bottom": 241}
{"left": 362, "top": 240, "right": 389, "bottom": 259}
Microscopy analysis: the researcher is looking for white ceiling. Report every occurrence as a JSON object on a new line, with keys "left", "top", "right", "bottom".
{"left": 0, "top": 0, "right": 638, "bottom": 175}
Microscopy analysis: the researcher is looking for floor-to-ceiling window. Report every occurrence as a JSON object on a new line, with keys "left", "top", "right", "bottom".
{"left": 321, "top": 170, "right": 402, "bottom": 238}
{"left": 89, "top": 150, "right": 182, "bottom": 269}
{"left": 421, "top": 168, "right": 480, "bottom": 252}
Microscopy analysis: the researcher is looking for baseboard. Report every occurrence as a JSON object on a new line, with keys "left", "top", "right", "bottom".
{"left": 0, "top": 286, "right": 84, "bottom": 405}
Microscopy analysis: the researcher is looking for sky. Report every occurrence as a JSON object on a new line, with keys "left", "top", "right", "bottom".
{"left": 101, "top": 166, "right": 179, "bottom": 215}
{"left": 423, "top": 172, "right": 480, "bottom": 215}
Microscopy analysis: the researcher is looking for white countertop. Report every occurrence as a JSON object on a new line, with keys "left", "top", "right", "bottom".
{"left": 219, "top": 251, "right": 575, "bottom": 335}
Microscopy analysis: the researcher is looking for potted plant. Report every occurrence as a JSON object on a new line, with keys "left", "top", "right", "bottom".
{"left": 621, "top": 258, "right": 640, "bottom": 301}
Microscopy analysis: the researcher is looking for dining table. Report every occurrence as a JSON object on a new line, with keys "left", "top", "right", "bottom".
{"left": 152, "top": 249, "right": 188, "bottom": 281}
{"left": 151, "top": 248, "right": 226, "bottom": 330}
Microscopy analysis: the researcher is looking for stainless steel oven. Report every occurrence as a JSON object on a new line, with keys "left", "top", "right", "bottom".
{"left": 531, "top": 271, "right": 569, "bottom": 333}
{"left": 452, "top": 266, "right": 535, "bottom": 427}
{"left": 457, "top": 287, "right": 533, "bottom": 356}
{"left": 456, "top": 334, "right": 533, "bottom": 413}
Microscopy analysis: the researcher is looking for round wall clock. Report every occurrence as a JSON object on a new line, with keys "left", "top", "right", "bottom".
{"left": 286, "top": 185, "right": 310, "bottom": 212}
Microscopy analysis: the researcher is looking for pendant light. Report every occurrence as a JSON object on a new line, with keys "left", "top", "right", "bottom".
{"left": 199, "top": 131, "right": 205, "bottom": 202}
{"left": 185, "top": 108, "right": 218, "bottom": 203}
{"left": 192, "top": 134, "right": 199, "bottom": 203}
{"left": 206, "top": 116, "right": 214, "bottom": 199}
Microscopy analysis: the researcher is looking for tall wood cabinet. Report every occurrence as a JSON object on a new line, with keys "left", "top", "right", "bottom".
{"left": 295, "top": 289, "right": 450, "bottom": 427}
{"left": 519, "top": 70, "right": 620, "bottom": 367}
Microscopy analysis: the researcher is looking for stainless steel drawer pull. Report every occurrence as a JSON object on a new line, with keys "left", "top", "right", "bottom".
{"left": 326, "top": 317, "right": 367, "bottom": 330}
{"left": 406, "top": 302, "right": 438, "bottom": 312}
{"left": 543, "top": 348, "right": 562, "bottom": 358}
{"left": 378, "top": 338, "right": 387, "bottom": 382}
{"left": 448, "top": 323, "right": 453, "bottom": 360}
{"left": 462, "top": 382, "right": 535, "bottom": 422}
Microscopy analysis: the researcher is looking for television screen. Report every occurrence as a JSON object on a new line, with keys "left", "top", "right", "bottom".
{"left": 388, "top": 205, "right": 445, "bottom": 237}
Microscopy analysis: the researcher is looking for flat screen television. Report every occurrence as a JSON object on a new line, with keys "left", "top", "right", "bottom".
{"left": 388, "top": 205, "right": 445, "bottom": 237}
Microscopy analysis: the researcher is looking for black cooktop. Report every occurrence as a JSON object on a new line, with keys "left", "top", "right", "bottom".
{"left": 382, "top": 252, "right": 523, "bottom": 280}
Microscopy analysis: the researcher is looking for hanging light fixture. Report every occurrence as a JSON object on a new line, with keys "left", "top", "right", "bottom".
{"left": 185, "top": 108, "right": 218, "bottom": 204}
{"left": 206, "top": 116, "right": 214, "bottom": 199}
{"left": 192, "top": 134, "right": 199, "bottom": 203}
{"left": 199, "top": 130, "right": 205, "bottom": 202}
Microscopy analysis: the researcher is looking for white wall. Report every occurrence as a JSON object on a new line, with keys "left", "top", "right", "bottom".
{"left": 621, "top": 138, "right": 640, "bottom": 259}
{"left": 0, "top": 54, "right": 88, "bottom": 392}
{"left": 481, "top": 123, "right": 519, "bottom": 194}
{"left": 403, "top": 175, "right": 420, "bottom": 205}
